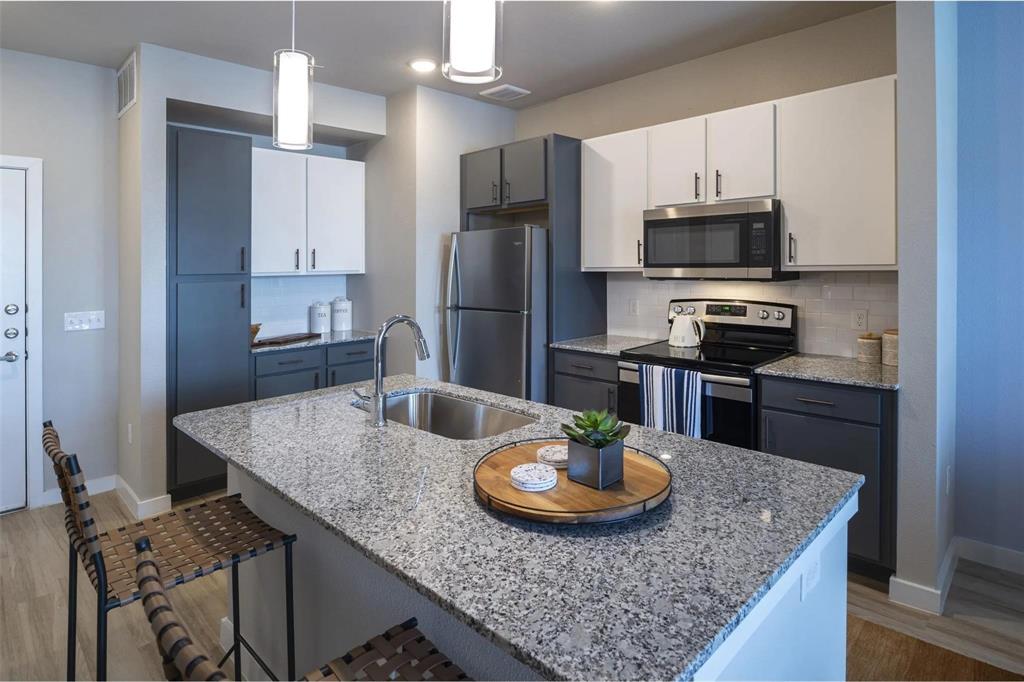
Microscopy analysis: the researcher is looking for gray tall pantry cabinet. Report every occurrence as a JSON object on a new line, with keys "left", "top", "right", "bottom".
{"left": 167, "top": 127, "right": 251, "bottom": 500}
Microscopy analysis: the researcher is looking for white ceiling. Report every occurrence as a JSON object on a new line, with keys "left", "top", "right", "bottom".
{"left": 0, "top": 1, "right": 883, "bottom": 109}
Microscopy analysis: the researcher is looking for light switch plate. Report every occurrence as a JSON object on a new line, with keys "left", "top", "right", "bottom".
{"left": 628, "top": 299, "right": 640, "bottom": 317}
{"left": 64, "top": 310, "right": 105, "bottom": 331}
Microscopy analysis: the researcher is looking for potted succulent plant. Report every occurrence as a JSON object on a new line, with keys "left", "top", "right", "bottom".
{"left": 560, "top": 410, "right": 631, "bottom": 490}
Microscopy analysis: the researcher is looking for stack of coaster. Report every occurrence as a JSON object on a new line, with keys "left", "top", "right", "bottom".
{"left": 510, "top": 463, "right": 557, "bottom": 493}
{"left": 536, "top": 444, "right": 568, "bottom": 470}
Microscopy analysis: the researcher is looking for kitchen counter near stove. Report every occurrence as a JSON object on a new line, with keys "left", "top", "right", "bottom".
{"left": 756, "top": 353, "right": 900, "bottom": 391}
{"left": 548, "top": 333, "right": 654, "bottom": 356}
{"left": 175, "top": 374, "right": 862, "bottom": 681}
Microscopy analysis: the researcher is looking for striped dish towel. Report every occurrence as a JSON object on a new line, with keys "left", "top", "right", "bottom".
{"left": 639, "top": 364, "right": 702, "bottom": 437}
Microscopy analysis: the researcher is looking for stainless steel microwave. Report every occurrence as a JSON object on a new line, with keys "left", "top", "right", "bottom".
{"left": 642, "top": 199, "right": 798, "bottom": 281}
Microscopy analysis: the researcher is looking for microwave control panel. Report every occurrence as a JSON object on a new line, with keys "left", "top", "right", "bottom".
{"left": 749, "top": 219, "right": 770, "bottom": 266}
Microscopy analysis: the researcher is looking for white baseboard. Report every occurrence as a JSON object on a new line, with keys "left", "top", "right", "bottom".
{"left": 115, "top": 475, "right": 171, "bottom": 520}
{"left": 888, "top": 538, "right": 958, "bottom": 614}
{"left": 34, "top": 474, "right": 117, "bottom": 508}
{"left": 956, "top": 536, "right": 1024, "bottom": 576}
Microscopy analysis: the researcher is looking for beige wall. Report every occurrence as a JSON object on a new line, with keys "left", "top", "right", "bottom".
{"left": 515, "top": 5, "right": 895, "bottom": 141}
{"left": 0, "top": 49, "right": 120, "bottom": 492}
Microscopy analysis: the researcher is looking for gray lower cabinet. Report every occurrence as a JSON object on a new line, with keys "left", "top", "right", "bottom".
{"left": 463, "top": 147, "right": 501, "bottom": 209}
{"left": 328, "top": 361, "right": 372, "bottom": 387}
{"left": 759, "top": 376, "right": 896, "bottom": 571}
{"left": 256, "top": 367, "right": 322, "bottom": 400}
{"left": 552, "top": 350, "right": 618, "bottom": 415}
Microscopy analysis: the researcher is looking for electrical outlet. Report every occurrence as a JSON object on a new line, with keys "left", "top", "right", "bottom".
{"left": 628, "top": 299, "right": 640, "bottom": 317}
{"left": 64, "top": 310, "right": 105, "bottom": 331}
{"left": 851, "top": 309, "right": 868, "bottom": 331}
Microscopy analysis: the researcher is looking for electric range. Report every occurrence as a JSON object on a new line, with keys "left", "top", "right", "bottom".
{"left": 617, "top": 299, "right": 797, "bottom": 449}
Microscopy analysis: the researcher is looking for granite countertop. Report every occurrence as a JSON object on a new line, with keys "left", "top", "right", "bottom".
{"left": 757, "top": 353, "right": 900, "bottom": 391}
{"left": 173, "top": 376, "right": 861, "bottom": 680}
{"left": 549, "top": 333, "right": 655, "bottom": 357}
{"left": 250, "top": 329, "right": 376, "bottom": 354}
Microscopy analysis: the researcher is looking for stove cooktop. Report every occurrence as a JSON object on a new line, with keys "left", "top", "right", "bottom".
{"left": 620, "top": 340, "right": 795, "bottom": 376}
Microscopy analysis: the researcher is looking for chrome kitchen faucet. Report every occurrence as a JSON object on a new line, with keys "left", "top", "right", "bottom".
{"left": 355, "top": 314, "right": 429, "bottom": 427}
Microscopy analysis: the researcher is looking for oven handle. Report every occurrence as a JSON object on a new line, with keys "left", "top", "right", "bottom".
{"left": 617, "top": 361, "right": 751, "bottom": 388}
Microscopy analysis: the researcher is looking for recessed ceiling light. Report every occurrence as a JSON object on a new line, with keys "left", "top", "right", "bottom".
{"left": 409, "top": 58, "right": 437, "bottom": 73}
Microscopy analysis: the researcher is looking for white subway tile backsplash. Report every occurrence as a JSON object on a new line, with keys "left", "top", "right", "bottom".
{"left": 251, "top": 275, "right": 348, "bottom": 337}
{"left": 606, "top": 271, "right": 898, "bottom": 358}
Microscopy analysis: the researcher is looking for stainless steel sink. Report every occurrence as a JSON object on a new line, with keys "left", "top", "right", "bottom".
{"left": 356, "top": 391, "right": 537, "bottom": 440}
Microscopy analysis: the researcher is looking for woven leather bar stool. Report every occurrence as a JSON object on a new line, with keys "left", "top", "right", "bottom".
{"left": 43, "top": 420, "right": 297, "bottom": 681}
{"left": 134, "top": 537, "right": 470, "bottom": 682}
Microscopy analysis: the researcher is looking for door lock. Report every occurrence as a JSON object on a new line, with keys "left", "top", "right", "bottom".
{"left": 4, "top": 328, "right": 18, "bottom": 339}
{"left": 4, "top": 304, "right": 18, "bottom": 315}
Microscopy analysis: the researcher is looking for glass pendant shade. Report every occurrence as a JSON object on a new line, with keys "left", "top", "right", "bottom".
{"left": 442, "top": 0, "right": 503, "bottom": 84}
{"left": 273, "top": 49, "right": 314, "bottom": 150}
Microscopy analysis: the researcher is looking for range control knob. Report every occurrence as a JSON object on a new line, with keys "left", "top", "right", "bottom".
{"left": 758, "top": 310, "right": 770, "bottom": 320}
{"left": 774, "top": 310, "right": 786, "bottom": 321}
{"left": 684, "top": 306, "right": 696, "bottom": 315}
{"left": 672, "top": 305, "right": 683, "bottom": 314}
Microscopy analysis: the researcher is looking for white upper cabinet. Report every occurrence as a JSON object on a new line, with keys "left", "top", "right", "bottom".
{"left": 777, "top": 76, "right": 896, "bottom": 268}
{"left": 252, "top": 149, "right": 308, "bottom": 275}
{"left": 648, "top": 117, "right": 706, "bottom": 207}
{"left": 306, "top": 156, "right": 365, "bottom": 274}
{"left": 706, "top": 102, "right": 776, "bottom": 202}
{"left": 582, "top": 129, "right": 648, "bottom": 270}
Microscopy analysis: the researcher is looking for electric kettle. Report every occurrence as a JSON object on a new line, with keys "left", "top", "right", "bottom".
{"left": 669, "top": 313, "right": 706, "bottom": 348}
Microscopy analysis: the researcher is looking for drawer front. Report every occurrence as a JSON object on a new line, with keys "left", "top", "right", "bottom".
{"left": 254, "top": 348, "right": 323, "bottom": 376}
{"left": 554, "top": 373, "right": 618, "bottom": 415}
{"left": 761, "top": 408, "right": 882, "bottom": 561}
{"left": 255, "top": 367, "right": 322, "bottom": 399}
{"left": 326, "top": 341, "right": 373, "bottom": 366}
{"left": 760, "top": 377, "right": 881, "bottom": 424}
{"left": 553, "top": 350, "right": 618, "bottom": 382}
{"left": 328, "top": 361, "right": 372, "bottom": 387}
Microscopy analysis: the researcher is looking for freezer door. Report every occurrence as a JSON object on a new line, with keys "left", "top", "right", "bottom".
{"left": 451, "top": 226, "right": 533, "bottom": 311}
{"left": 448, "top": 308, "right": 529, "bottom": 399}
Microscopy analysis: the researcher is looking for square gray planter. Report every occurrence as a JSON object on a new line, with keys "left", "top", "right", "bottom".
{"left": 567, "top": 439, "right": 624, "bottom": 490}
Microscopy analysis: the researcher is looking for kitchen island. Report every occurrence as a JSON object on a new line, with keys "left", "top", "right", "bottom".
{"left": 174, "top": 375, "right": 861, "bottom": 681}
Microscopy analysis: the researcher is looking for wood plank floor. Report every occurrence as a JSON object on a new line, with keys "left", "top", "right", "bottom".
{"left": 2, "top": 490, "right": 1022, "bottom": 681}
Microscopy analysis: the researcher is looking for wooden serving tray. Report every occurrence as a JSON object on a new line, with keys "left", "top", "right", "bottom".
{"left": 251, "top": 332, "right": 322, "bottom": 348}
{"left": 473, "top": 439, "right": 672, "bottom": 524}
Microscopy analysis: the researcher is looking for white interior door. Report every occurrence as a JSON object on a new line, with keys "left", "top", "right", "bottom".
{"left": 306, "top": 156, "right": 365, "bottom": 274}
{"left": 1, "top": 168, "right": 27, "bottom": 513}
{"left": 251, "top": 148, "right": 308, "bottom": 274}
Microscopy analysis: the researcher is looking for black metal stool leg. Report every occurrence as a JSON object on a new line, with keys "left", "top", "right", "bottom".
{"left": 232, "top": 562, "right": 241, "bottom": 681}
{"left": 67, "top": 541, "right": 77, "bottom": 681}
{"left": 96, "top": 602, "right": 107, "bottom": 680}
{"left": 285, "top": 543, "right": 295, "bottom": 681}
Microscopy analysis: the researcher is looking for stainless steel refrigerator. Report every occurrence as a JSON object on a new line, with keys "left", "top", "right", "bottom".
{"left": 444, "top": 225, "right": 547, "bottom": 402}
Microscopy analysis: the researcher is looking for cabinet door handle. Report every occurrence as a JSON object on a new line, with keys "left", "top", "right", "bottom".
{"left": 295, "top": 248, "right": 300, "bottom": 270}
{"left": 571, "top": 362, "right": 594, "bottom": 371}
{"left": 311, "top": 248, "right": 316, "bottom": 270}
{"left": 795, "top": 396, "right": 835, "bottom": 407}
{"left": 636, "top": 239, "right": 642, "bottom": 265}
{"left": 240, "top": 246, "right": 246, "bottom": 272}
{"left": 491, "top": 181, "right": 498, "bottom": 203}
{"left": 715, "top": 170, "right": 722, "bottom": 198}
{"left": 504, "top": 180, "right": 511, "bottom": 203}
{"left": 314, "top": 371, "right": 320, "bottom": 389}
{"left": 240, "top": 283, "right": 246, "bottom": 308}
{"left": 346, "top": 350, "right": 368, "bottom": 357}
{"left": 331, "top": 369, "right": 336, "bottom": 385}
{"left": 788, "top": 234, "right": 795, "bottom": 264}
{"left": 694, "top": 172, "right": 700, "bottom": 200}
{"left": 607, "top": 386, "right": 615, "bottom": 411}
{"left": 277, "top": 358, "right": 304, "bottom": 366}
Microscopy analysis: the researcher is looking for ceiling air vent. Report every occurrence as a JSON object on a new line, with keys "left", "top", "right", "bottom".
{"left": 116, "top": 52, "right": 137, "bottom": 119}
{"left": 479, "top": 84, "right": 531, "bottom": 103}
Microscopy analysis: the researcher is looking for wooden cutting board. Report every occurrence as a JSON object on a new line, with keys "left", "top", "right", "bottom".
{"left": 473, "top": 439, "right": 672, "bottom": 524}
{"left": 251, "top": 332, "right": 322, "bottom": 348}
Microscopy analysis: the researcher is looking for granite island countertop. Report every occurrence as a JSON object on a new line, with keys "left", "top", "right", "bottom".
{"left": 173, "top": 375, "right": 862, "bottom": 681}
{"left": 549, "top": 333, "right": 655, "bottom": 357}
{"left": 250, "top": 329, "right": 376, "bottom": 354}
{"left": 757, "top": 353, "right": 900, "bottom": 390}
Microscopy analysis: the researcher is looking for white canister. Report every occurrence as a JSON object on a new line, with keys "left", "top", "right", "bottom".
{"left": 309, "top": 301, "right": 331, "bottom": 334}
{"left": 331, "top": 297, "right": 353, "bottom": 332}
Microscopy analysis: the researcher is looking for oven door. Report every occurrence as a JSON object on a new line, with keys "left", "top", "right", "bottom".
{"left": 642, "top": 211, "right": 750, "bottom": 279}
{"left": 618, "top": 362, "right": 755, "bottom": 448}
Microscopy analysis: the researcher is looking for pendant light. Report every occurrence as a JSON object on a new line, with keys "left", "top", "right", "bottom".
{"left": 442, "top": 0, "right": 503, "bottom": 84}
{"left": 273, "top": 0, "right": 314, "bottom": 149}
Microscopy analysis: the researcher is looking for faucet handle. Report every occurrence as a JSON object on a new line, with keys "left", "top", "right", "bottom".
{"left": 353, "top": 387, "right": 371, "bottom": 402}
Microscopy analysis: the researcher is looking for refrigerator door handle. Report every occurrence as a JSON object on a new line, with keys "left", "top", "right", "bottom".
{"left": 445, "top": 235, "right": 459, "bottom": 379}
